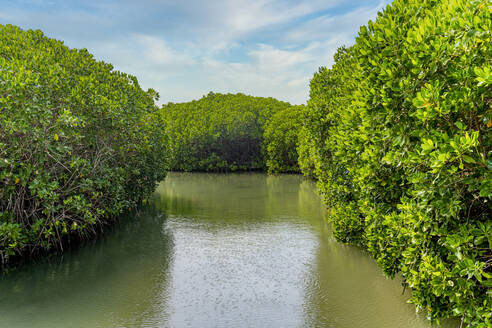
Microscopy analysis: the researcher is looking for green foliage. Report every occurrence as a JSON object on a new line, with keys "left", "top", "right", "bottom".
{"left": 161, "top": 92, "right": 297, "bottom": 172}
{"left": 264, "top": 105, "right": 304, "bottom": 173}
{"left": 0, "top": 25, "right": 167, "bottom": 264}
{"left": 299, "top": 0, "right": 491, "bottom": 326}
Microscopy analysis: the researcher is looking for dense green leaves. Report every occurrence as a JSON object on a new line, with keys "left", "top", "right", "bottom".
{"left": 160, "top": 92, "right": 300, "bottom": 173}
{"left": 264, "top": 105, "right": 304, "bottom": 174}
{"left": 299, "top": 0, "right": 491, "bottom": 326}
{"left": 0, "top": 25, "right": 167, "bottom": 264}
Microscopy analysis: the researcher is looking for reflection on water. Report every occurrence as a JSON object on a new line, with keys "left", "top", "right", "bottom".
{"left": 0, "top": 173, "right": 456, "bottom": 328}
{"left": 0, "top": 206, "right": 172, "bottom": 328}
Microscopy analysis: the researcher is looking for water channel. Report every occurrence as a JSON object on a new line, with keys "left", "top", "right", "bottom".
{"left": 0, "top": 173, "right": 456, "bottom": 327}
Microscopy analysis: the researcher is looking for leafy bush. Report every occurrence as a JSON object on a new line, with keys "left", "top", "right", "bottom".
{"left": 161, "top": 92, "right": 295, "bottom": 172}
{"left": 264, "top": 105, "right": 304, "bottom": 173}
{"left": 0, "top": 25, "right": 167, "bottom": 264}
{"left": 299, "top": 0, "right": 491, "bottom": 325}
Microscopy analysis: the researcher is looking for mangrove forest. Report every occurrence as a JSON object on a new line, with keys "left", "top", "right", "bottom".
{"left": 0, "top": 0, "right": 490, "bottom": 327}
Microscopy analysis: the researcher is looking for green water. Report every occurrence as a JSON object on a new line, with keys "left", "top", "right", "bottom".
{"left": 0, "top": 173, "right": 456, "bottom": 328}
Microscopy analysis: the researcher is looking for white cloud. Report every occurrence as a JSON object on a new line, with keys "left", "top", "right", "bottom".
{"left": 249, "top": 44, "right": 312, "bottom": 70}
{"left": 221, "top": 1, "right": 310, "bottom": 33}
{"left": 133, "top": 34, "right": 196, "bottom": 68}
{"left": 0, "top": 0, "right": 392, "bottom": 105}
{"left": 286, "top": 1, "right": 387, "bottom": 43}
{"left": 175, "top": 0, "right": 344, "bottom": 45}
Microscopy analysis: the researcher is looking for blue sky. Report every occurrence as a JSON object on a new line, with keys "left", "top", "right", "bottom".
{"left": 0, "top": 0, "right": 393, "bottom": 104}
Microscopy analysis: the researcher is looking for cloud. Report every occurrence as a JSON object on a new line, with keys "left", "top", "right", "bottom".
{"left": 249, "top": 44, "right": 313, "bottom": 70}
{"left": 285, "top": 1, "right": 388, "bottom": 43}
{"left": 133, "top": 34, "right": 196, "bottom": 68}
{"left": 220, "top": 0, "right": 319, "bottom": 34}
{"left": 0, "top": 0, "right": 393, "bottom": 105}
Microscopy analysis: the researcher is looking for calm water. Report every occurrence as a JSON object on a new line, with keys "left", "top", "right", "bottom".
{"left": 0, "top": 173, "right": 456, "bottom": 328}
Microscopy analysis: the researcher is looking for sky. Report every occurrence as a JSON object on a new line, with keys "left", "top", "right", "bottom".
{"left": 0, "top": 0, "right": 393, "bottom": 105}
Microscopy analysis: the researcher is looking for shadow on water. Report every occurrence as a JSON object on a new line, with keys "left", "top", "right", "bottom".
{"left": 0, "top": 205, "right": 174, "bottom": 328}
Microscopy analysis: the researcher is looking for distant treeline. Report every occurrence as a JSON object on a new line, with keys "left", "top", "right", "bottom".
{"left": 160, "top": 92, "right": 304, "bottom": 173}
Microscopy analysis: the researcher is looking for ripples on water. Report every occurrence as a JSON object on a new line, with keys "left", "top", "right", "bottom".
{"left": 0, "top": 173, "right": 457, "bottom": 328}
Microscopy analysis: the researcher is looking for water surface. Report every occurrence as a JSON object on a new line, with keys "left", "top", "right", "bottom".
{"left": 0, "top": 173, "right": 456, "bottom": 327}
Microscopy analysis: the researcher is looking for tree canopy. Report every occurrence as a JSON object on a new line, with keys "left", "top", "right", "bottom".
{"left": 0, "top": 24, "right": 167, "bottom": 264}
{"left": 298, "top": 0, "right": 491, "bottom": 325}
